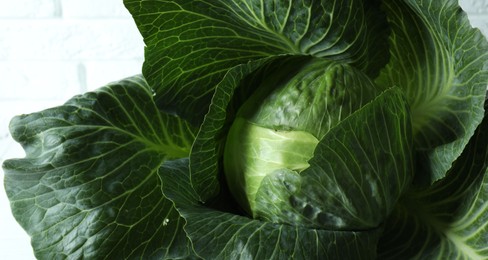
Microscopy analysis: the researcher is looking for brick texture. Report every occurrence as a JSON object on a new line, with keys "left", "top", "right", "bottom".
{"left": 61, "top": 0, "right": 133, "bottom": 18}
{"left": 0, "top": 1, "right": 487, "bottom": 260}
{"left": 0, "top": 61, "right": 81, "bottom": 100}
{"left": 0, "top": 0, "right": 60, "bottom": 18}
{"left": 0, "top": 20, "right": 143, "bottom": 61}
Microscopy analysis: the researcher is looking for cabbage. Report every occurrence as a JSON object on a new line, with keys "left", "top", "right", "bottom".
{"left": 3, "top": 0, "right": 488, "bottom": 258}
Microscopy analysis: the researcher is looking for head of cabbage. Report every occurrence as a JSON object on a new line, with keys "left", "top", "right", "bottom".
{"left": 2, "top": 0, "right": 488, "bottom": 259}
{"left": 223, "top": 58, "right": 408, "bottom": 230}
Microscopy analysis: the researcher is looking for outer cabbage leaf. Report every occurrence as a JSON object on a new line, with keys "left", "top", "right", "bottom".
{"left": 124, "top": 0, "right": 389, "bottom": 123}
{"left": 160, "top": 158, "right": 382, "bottom": 260}
{"left": 378, "top": 96, "right": 488, "bottom": 259}
{"left": 189, "top": 57, "right": 276, "bottom": 201}
{"left": 2, "top": 76, "right": 197, "bottom": 259}
{"left": 376, "top": 0, "right": 488, "bottom": 182}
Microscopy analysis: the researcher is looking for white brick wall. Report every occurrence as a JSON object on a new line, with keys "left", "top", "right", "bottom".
{"left": 0, "top": 1, "right": 486, "bottom": 259}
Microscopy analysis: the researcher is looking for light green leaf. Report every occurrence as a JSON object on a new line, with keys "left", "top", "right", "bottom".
{"left": 224, "top": 118, "right": 319, "bottom": 214}
{"left": 376, "top": 0, "right": 488, "bottom": 182}
{"left": 160, "top": 158, "right": 383, "bottom": 260}
{"left": 2, "top": 75, "right": 197, "bottom": 259}
{"left": 378, "top": 97, "right": 488, "bottom": 259}
{"left": 124, "top": 0, "right": 389, "bottom": 123}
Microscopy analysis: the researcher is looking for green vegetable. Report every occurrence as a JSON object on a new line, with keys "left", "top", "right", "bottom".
{"left": 223, "top": 58, "right": 387, "bottom": 222}
{"left": 3, "top": 0, "right": 488, "bottom": 259}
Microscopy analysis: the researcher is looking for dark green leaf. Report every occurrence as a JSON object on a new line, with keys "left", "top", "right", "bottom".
{"left": 160, "top": 158, "right": 382, "bottom": 260}
{"left": 3, "top": 75, "right": 197, "bottom": 259}
{"left": 189, "top": 57, "right": 277, "bottom": 201}
{"left": 124, "top": 0, "right": 389, "bottom": 123}
{"left": 378, "top": 97, "right": 488, "bottom": 259}
{"left": 376, "top": 0, "right": 488, "bottom": 182}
